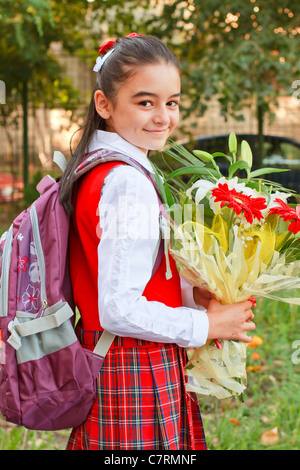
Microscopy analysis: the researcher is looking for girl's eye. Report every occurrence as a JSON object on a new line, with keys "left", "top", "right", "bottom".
{"left": 139, "top": 101, "right": 152, "bottom": 107}
{"left": 168, "top": 100, "right": 179, "bottom": 108}
{"left": 138, "top": 100, "right": 179, "bottom": 108}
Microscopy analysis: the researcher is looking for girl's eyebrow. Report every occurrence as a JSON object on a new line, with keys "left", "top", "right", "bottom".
{"left": 132, "top": 91, "right": 181, "bottom": 99}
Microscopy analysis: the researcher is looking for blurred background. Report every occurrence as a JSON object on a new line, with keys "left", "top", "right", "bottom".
{"left": 1, "top": 0, "right": 300, "bottom": 204}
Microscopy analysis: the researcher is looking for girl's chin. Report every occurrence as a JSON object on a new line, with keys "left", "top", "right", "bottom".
{"left": 139, "top": 145, "right": 166, "bottom": 153}
{"left": 141, "top": 138, "right": 169, "bottom": 152}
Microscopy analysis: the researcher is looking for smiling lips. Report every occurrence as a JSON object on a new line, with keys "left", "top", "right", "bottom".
{"left": 144, "top": 129, "right": 169, "bottom": 135}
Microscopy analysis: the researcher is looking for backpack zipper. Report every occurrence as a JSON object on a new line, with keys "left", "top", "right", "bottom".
{"left": 0, "top": 225, "right": 13, "bottom": 317}
{"left": 30, "top": 203, "right": 48, "bottom": 312}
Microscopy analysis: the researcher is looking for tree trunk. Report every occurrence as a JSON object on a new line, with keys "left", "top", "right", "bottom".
{"left": 257, "top": 103, "right": 264, "bottom": 168}
{"left": 22, "top": 79, "right": 29, "bottom": 187}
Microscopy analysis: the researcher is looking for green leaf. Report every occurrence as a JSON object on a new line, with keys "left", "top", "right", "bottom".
{"left": 281, "top": 237, "right": 300, "bottom": 262}
{"left": 249, "top": 168, "right": 290, "bottom": 178}
{"left": 228, "top": 132, "right": 237, "bottom": 154}
{"left": 240, "top": 140, "right": 253, "bottom": 169}
{"left": 228, "top": 160, "right": 250, "bottom": 179}
{"left": 193, "top": 149, "right": 213, "bottom": 163}
{"left": 166, "top": 166, "right": 219, "bottom": 180}
{"left": 150, "top": 162, "right": 167, "bottom": 204}
{"left": 212, "top": 152, "right": 233, "bottom": 164}
{"left": 164, "top": 141, "right": 205, "bottom": 167}
{"left": 164, "top": 179, "right": 175, "bottom": 207}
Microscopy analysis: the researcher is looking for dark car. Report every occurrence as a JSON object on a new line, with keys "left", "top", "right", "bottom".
{"left": 188, "top": 134, "right": 300, "bottom": 194}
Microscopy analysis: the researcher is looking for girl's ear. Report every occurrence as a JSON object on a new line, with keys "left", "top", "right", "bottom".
{"left": 94, "top": 90, "right": 111, "bottom": 119}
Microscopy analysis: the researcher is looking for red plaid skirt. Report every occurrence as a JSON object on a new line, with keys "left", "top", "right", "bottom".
{"left": 67, "top": 329, "right": 206, "bottom": 450}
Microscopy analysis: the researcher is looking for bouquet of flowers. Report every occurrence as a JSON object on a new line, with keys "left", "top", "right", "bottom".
{"left": 152, "top": 133, "right": 300, "bottom": 400}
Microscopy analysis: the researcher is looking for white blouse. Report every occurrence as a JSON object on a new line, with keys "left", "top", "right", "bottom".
{"left": 88, "top": 130, "right": 209, "bottom": 348}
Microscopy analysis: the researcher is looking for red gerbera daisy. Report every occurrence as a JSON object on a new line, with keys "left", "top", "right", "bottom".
{"left": 211, "top": 182, "right": 267, "bottom": 224}
{"left": 268, "top": 198, "right": 300, "bottom": 234}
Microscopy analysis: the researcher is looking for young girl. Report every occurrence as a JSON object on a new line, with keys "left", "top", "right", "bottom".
{"left": 60, "top": 33, "right": 255, "bottom": 451}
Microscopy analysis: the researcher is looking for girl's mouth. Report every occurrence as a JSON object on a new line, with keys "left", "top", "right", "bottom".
{"left": 144, "top": 129, "right": 169, "bottom": 135}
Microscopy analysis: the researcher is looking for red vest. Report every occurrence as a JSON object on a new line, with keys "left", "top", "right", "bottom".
{"left": 69, "top": 161, "right": 182, "bottom": 345}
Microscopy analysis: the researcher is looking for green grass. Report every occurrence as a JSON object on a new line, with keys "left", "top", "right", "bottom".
{"left": 0, "top": 424, "right": 69, "bottom": 450}
{"left": 200, "top": 298, "right": 300, "bottom": 450}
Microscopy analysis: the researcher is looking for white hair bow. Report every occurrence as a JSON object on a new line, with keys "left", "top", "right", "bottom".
{"left": 93, "top": 48, "right": 115, "bottom": 72}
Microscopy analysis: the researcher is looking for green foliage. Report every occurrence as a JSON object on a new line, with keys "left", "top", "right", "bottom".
{"left": 281, "top": 236, "right": 300, "bottom": 262}
{"left": 0, "top": 0, "right": 55, "bottom": 78}
{"left": 0, "top": 424, "right": 69, "bottom": 450}
{"left": 86, "top": 0, "right": 300, "bottom": 162}
{"left": 0, "top": 0, "right": 87, "bottom": 186}
{"left": 22, "top": 170, "right": 43, "bottom": 206}
{"left": 151, "top": 133, "right": 293, "bottom": 206}
{"left": 0, "top": 0, "right": 85, "bottom": 107}
{"left": 202, "top": 299, "right": 300, "bottom": 450}
{"left": 145, "top": 0, "right": 300, "bottom": 156}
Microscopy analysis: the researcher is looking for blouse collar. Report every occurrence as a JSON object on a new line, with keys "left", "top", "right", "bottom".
{"left": 88, "top": 130, "right": 155, "bottom": 174}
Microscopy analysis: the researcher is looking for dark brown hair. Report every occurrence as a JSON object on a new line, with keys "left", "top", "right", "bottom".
{"left": 59, "top": 35, "right": 180, "bottom": 212}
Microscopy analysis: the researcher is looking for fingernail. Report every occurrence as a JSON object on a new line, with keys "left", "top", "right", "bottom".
{"left": 248, "top": 297, "right": 256, "bottom": 307}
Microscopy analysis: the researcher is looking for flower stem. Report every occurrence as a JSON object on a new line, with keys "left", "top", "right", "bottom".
{"left": 276, "top": 230, "right": 292, "bottom": 252}
{"left": 227, "top": 208, "right": 236, "bottom": 245}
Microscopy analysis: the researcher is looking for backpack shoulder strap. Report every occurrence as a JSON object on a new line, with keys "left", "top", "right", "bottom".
{"left": 74, "top": 148, "right": 159, "bottom": 192}
{"left": 93, "top": 330, "right": 116, "bottom": 358}
{"left": 53, "top": 150, "right": 68, "bottom": 173}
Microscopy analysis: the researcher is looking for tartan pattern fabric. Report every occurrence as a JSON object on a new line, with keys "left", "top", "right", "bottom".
{"left": 67, "top": 329, "right": 206, "bottom": 450}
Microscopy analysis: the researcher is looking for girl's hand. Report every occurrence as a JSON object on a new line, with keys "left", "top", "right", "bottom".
{"left": 206, "top": 299, "right": 256, "bottom": 344}
{"left": 193, "top": 286, "right": 215, "bottom": 309}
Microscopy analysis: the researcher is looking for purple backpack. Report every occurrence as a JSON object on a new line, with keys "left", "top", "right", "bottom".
{"left": 0, "top": 149, "right": 163, "bottom": 431}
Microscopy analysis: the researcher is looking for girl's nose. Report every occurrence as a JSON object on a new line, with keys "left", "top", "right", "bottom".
{"left": 153, "top": 106, "right": 170, "bottom": 125}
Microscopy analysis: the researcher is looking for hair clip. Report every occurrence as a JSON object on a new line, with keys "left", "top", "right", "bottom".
{"left": 93, "top": 33, "right": 143, "bottom": 73}
{"left": 93, "top": 48, "right": 115, "bottom": 73}
{"left": 98, "top": 39, "right": 117, "bottom": 56}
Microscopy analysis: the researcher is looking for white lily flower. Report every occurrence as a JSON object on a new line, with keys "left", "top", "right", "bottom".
{"left": 268, "top": 190, "right": 291, "bottom": 208}
{"left": 240, "top": 186, "right": 261, "bottom": 198}
{"left": 219, "top": 176, "right": 247, "bottom": 193}
{"left": 261, "top": 190, "right": 291, "bottom": 216}
{"left": 186, "top": 180, "right": 215, "bottom": 204}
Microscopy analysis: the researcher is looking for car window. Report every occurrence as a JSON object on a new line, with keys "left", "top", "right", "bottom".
{"left": 192, "top": 137, "right": 228, "bottom": 154}
{"left": 280, "top": 143, "right": 300, "bottom": 166}
{"left": 263, "top": 141, "right": 300, "bottom": 167}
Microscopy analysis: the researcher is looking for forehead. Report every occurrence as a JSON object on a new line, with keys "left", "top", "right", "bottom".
{"left": 120, "top": 63, "right": 181, "bottom": 97}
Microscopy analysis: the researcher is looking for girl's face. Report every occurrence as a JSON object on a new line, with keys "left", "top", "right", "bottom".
{"left": 94, "top": 63, "right": 181, "bottom": 154}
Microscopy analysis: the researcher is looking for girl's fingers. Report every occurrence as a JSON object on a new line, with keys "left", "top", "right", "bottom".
{"left": 239, "top": 333, "right": 253, "bottom": 343}
{"left": 239, "top": 300, "right": 253, "bottom": 310}
{"left": 246, "top": 309, "right": 254, "bottom": 320}
{"left": 245, "top": 320, "right": 256, "bottom": 331}
{"left": 240, "top": 298, "right": 256, "bottom": 310}
{"left": 248, "top": 297, "right": 256, "bottom": 307}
